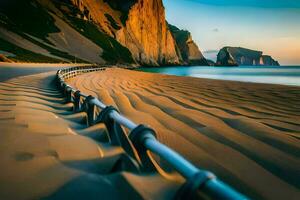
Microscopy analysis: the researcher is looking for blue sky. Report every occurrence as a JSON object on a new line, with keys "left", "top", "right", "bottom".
{"left": 163, "top": 0, "right": 300, "bottom": 65}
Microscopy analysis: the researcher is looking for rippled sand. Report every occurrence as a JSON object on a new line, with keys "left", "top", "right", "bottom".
{"left": 67, "top": 68, "right": 300, "bottom": 199}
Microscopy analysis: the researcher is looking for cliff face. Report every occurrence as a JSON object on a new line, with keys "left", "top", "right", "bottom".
{"left": 116, "top": 0, "right": 180, "bottom": 65}
{"left": 261, "top": 55, "right": 280, "bottom": 66}
{"left": 0, "top": 0, "right": 133, "bottom": 64}
{"left": 216, "top": 47, "right": 279, "bottom": 66}
{"left": 168, "top": 24, "right": 208, "bottom": 66}
{"left": 58, "top": 0, "right": 181, "bottom": 66}
{"left": 0, "top": 0, "right": 205, "bottom": 66}
{"left": 216, "top": 47, "right": 238, "bottom": 66}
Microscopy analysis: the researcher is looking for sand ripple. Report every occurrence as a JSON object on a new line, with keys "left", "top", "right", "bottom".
{"left": 67, "top": 68, "right": 300, "bottom": 200}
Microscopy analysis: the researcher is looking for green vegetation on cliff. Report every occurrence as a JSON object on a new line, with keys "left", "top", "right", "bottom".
{"left": 64, "top": 16, "right": 134, "bottom": 64}
{"left": 0, "top": 38, "right": 63, "bottom": 63}
{"left": 0, "top": 0, "right": 59, "bottom": 43}
{"left": 0, "top": 0, "right": 89, "bottom": 63}
{"left": 52, "top": 0, "right": 135, "bottom": 64}
{"left": 105, "top": 14, "right": 121, "bottom": 30}
{"left": 0, "top": 0, "right": 134, "bottom": 64}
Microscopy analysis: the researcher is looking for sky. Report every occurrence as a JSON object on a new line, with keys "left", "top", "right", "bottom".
{"left": 163, "top": 0, "right": 300, "bottom": 65}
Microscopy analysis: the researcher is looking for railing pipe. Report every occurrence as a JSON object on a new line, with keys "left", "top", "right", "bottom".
{"left": 108, "top": 110, "right": 138, "bottom": 131}
{"left": 144, "top": 137, "right": 247, "bottom": 199}
{"left": 92, "top": 98, "right": 106, "bottom": 109}
{"left": 92, "top": 98, "right": 138, "bottom": 130}
{"left": 56, "top": 66, "right": 248, "bottom": 200}
{"left": 201, "top": 179, "right": 247, "bottom": 200}
{"left": 144, "top": 136, "right": 199, "bottom": 179}
{"left": 80, "top": 93, "right": 89, "bottom": 98}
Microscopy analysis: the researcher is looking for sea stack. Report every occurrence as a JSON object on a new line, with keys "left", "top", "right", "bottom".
{"left": 216, "top": 47, "right": 280, "bottom": 66}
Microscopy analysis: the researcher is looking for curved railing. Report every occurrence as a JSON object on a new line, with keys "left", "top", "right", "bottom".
{"left": 56, "top": 66, "right": 248, "bottom": 200}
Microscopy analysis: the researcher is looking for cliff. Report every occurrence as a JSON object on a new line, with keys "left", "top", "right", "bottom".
{"left": 168, "top": 24, "right": 208, "bottom": 66}
{"left": 0, "top": 0, "right": 192, "bottom": 66}
{"left": 216, "top": 47, "right": 279, "bottom": 66}
{"left": 68, "top": 0, "right": 181, "bottom": 66}
{"left": 0, "top": 0, "right": 131, "bottom": 64}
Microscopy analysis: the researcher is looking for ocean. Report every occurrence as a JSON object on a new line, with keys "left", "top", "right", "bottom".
{"left": 138, "top": 66, "right": 300, "bottom": 87}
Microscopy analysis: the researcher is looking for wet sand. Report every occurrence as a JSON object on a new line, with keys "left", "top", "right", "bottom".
{"left": 67, "top": 68, "right": 300, "bottom": 199}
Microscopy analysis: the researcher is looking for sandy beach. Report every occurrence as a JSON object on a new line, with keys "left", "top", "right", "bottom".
{"left": 0, "top": 65, "right": 299, "bottom": 200}
{"left": 0, "top": 67, "right": 182, "bottom": 200}
{"left": 1, "top": 0, "right": 299, "bottom": 199}
{"left": 66, "top": 68, "right": 300, "bottom": 199}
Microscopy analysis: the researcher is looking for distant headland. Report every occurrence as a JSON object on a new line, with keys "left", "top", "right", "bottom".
{"left": 215, "top": 47, "right": 280, "bottom": 67}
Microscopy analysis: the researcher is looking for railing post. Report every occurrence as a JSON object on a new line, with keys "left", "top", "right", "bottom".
{"left": 96, "top": 106, "right": 124, "bottom": 145}
{"left": 65, "top": 86, "right": 73, "bottom": 103}
{"left": 129, "top": 124, "right": 157, "bottom": 172}
{"left": 96, "top": 106, "right": 142, "bottom": 167}
{"left": 83, "top": 95, "right": 96, "bottom": 126}
{"left": 73, "top": 90, "right": 82, "bottom": 112}
{"left": 175, "top": 170, "right": 216, "bottom": 200}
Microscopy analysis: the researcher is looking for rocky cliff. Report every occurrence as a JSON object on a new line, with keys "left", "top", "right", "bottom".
{"left": 216, "top": 47, "right": 279, "bottom": 66}
{"left": 68, "top": 0, "right": 181, "bottom": 66}
{"left": 116, "top": 0, "right": 180, "bottom": 65}
{"left": 0, "top": 0, "right": 206, "bottom": 66}
{"left": 0, "top": 0, "right": 132, "bottom": 64}
{"left": 168, "top": 24, "right": 208, "bottom": 66}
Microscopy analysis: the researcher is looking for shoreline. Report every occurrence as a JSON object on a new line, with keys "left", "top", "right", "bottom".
{"left": 138, "top": 71, "right": 300, "bottom": 88}
{"left": 137, "top": 65, "right": 300, "bottom": 87}
{"left": 1, "top": 61, "right": 299, "bottom": 87}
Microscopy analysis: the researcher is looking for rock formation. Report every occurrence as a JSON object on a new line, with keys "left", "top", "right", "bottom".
{"left": 168, "top": 24, "right": 208, "bottom": 66}
{"left": 70, "top": 0, "right": 183, "bottom": 65}
{"left": 0, "top": 0, "right": 209, "bottom": 66}
{"left": 115, "top": 0, "right": 180, "bottom": 65}
{"left": 216, "top": 47, "right": 279, "bottom": 66}
{"left": 216, "top": 47, "right": 238, "bottom": 66}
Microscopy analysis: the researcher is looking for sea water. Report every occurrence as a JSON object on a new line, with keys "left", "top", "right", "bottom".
{"left": 138, "top": 66, "right": 300, "bottom": 86}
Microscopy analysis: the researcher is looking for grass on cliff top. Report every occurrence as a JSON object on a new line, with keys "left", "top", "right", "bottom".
{"left": 0, "top": 38, "right": 64, "bottom": 63}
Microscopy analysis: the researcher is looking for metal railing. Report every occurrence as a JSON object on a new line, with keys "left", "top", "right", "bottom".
{"left": 56, "top": 66, "right": 248, "bottom": 200}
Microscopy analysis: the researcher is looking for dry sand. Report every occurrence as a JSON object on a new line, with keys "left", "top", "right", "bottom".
{"left": 0, "top": 66, "right": 299, "bottom": 200}
{"left": 66, "top": 68, "right": 300, "bottom": 200}
{"left": 0, "top": 71, "right": 181, "bottom": 200}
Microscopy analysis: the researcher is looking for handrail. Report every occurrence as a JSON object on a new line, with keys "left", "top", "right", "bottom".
{"left": 56, "top": 65, "right": 248, "bottom": 200}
